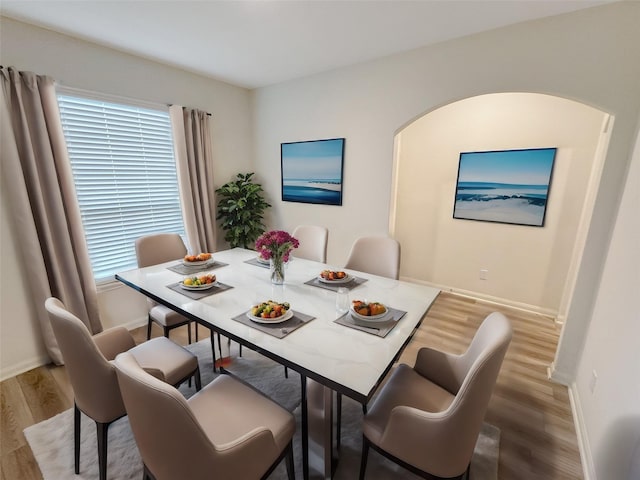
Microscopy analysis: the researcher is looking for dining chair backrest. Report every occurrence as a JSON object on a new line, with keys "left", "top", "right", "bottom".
{"left": 135, "top": 233, "right": 187, "bottom": 268}
{"left": 115, "top": 351, "right": 293, "bottom": 480}
{"left": 437, "top": 312, "right": 512, "bottom": 460}
{"left": 413, "top": 312, "right": 511, "bottom": 476}
{"left": 292, "top": 225, "right": 328, "bottom": 263}
{"left": 361, "top": 311, "right": 512, "bottom": 478}
{"left": 344, "top": 236, "right": 401, "bottom": 279}
{"left": 114, "top": 352, "right": 217, "bottom": 479}
{"left": 45, "top": 297, "right": 127, "bottom": 423}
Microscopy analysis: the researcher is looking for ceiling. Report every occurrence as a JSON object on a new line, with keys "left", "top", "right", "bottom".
{"left": 1, "top": 1, "right": 615, "bottom": 89}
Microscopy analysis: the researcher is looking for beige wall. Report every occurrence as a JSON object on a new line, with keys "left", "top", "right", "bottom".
{"left": 393, "top": 93, "right": 606, "bottom": 312}
{"left": 0, "top": 17, "right": 253, "bottom": 379}
{"left": 573, "top": 122, "right": 640, "bottom": 479}
{"left": 251, "top": 2, "right": 640, "bottom": 383}
{"left": 250, "top": 4, "right": 640, "bottom": 476}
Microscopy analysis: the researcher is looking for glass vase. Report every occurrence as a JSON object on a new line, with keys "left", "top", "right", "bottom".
{"left": 270, "top": 255, "right": 285, "bottom": 285}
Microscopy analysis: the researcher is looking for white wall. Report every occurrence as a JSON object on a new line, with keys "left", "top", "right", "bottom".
{"left": 573, "top": 122, "right": 640, "bottom": 480}
{"left": 0, "top": 17, "right": 253, "bottom": 379}
{"left": 252, "top": 2, "right": 640, "bottom": 383}
{"left": 394, "top": 93, "right": 605, "bottom": 312}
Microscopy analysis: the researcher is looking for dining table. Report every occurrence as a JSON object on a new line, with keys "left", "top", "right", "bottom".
{"left": 116, "top": 247, "right": 440, "bottom": 480}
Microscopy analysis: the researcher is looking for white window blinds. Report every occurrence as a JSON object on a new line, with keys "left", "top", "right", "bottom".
{"left": 57, "top": 93, "right": 186, "bottom": 280}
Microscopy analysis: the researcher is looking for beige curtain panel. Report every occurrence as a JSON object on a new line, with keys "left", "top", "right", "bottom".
{"left": 1, "top": 66, "right": 102, "bottom": 364}
{"left": 170, "top": 105, "right": 216, "bottom": 254}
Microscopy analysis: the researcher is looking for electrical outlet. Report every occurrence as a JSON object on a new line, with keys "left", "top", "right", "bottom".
{"left": 590, "top": 370, "right": 598, "bottom": 393}
{"left": 479, "top": 269, "right": 488, "bottom": 280}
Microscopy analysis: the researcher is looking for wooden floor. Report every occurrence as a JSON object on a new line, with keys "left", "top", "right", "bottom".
{"left": 0, "top": 292, "right": 583, "bottom": 479}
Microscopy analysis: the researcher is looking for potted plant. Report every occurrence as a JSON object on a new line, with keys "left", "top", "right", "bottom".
{"left": 215, "top": 172, "right": 271, "bottom": 249}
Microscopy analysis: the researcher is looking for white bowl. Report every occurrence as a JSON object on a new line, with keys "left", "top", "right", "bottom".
{"left": 349, "top": 303, "right": 389, "bottom": 322}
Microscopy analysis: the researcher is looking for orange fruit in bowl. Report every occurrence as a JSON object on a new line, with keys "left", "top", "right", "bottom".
{"left": 369, "top": 303, "right": 387, "bottom": 316}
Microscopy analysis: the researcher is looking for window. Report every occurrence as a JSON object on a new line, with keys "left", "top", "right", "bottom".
{"left": 57, "top": 91, "right": 186, "bottom": 281}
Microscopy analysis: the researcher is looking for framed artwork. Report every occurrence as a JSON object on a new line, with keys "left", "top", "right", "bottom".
{"left": 453, "top": 147, "right": 557, "bottom": 227}
{"left": 281, "top": 138, "right": 345, "bottom": 206}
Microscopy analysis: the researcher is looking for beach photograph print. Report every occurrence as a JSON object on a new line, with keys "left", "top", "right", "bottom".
{"left": 453, "top": 147, "right": 557, "bottom": 227}
{"left": 281, "top": 138, "right": 345, "bottom": 206}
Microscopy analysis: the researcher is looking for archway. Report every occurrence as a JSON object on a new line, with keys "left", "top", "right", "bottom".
{"left": 390, "top": 92, "right": 610, "bottom": 317}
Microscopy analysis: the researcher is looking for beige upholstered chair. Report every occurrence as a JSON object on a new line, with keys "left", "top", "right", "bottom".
{"left": 344, "top": 236, "right": 401, "bottom": 280}
{"left": 292, "top": 225, "right": 328, "bottom": 263}
{"left": 359, "top": 312, "right": 512, "bottom": 480}
{"left": 45, "top": 297, "right": 201, "bottom": 480}
{"left": 135, "top": 233, "right": 197, "bottom": 342}
{"left": 114, "top": 351, "right": 296, "bottom": 480}
{"left": 331, "top": 235, "right": 401, "bottom": 447}
{"left": 135, "top": 233, "right": 223, "bottom": 371}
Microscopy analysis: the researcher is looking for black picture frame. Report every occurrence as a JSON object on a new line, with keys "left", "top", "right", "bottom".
{"left": 452, "top": 147, "right": 557, "bottom": 227}
{"left": 281, "top": 138, "right": 345, "bottom": 206}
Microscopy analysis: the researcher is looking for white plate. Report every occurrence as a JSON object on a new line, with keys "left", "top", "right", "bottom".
{"left": 318, "top": 273, "right": 352, "bottom": 284}
{"left": 247, "top": 308, "right": 293, "bottom": 324}
{"left": 350, "top": 304, "right": 389, "bottom": 322}
{"left": 182, "top": 258, "right": 214, "bottom": 267}
{"left": 180, "top": 282, "right": 217, "bottom": 291}
{"left": 256, "top": 255, "right": 270, "bottom": 265}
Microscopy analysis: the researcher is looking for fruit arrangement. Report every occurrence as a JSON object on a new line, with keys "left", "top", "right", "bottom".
{"left": 351, "top": 300, "right": 387, "bottom": 317}
{"left": 320, "top": 270, "right": 347, "bottom": 281}
{"left": 183, "top": 274, "right": 216, "bottom": 286}
{"left": 184, "top": 253, "right": 212, "bottom": 262}
{"left": 251, "top": 300, "right": 290, "bottom": 319}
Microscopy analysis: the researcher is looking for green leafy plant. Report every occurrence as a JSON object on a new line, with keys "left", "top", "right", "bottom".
{"left": 215, "top": 172, "right": 271, "bottom": 249}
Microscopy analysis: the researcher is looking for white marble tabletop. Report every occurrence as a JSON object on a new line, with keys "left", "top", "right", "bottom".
{"left": 116, "top": 247, "right": 440, "bottom": 403}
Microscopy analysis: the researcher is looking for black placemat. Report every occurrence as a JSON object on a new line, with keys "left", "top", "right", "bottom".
{"left": 231, "top": 310, "right": 315, "bottom": 338}
{"left": 166, "top": 281, "right": 233, "bottom": 300}
{"left": 167, "top": 261, "right": 228, "bottom": 275}
{"left": 334, "top": 307, "right": 406, "bottom": 338}
{"left": 304, "top": 276, "right": 368, "bottom": 292}
{"left": 244, "top": 257, "right": 271, "bottom": 269}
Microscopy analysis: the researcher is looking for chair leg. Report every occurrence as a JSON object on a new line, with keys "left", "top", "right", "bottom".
{"left": 359, "top": 435, "right": 370, "bottom": 480}
{"left": 74, "top": 403, "right": 81, "bottom": 474}
{"left": 143, "top": 463, "right": 156, "bottom": 480}
{"left": 239, "top": 343, "right": 243, "bottom": 357}
{"left": 284, "top": 366, "right": 289, "bottom": 378}
{"left": 194, "top": 366, "right": 202, "bottom": 391}
{"left": 210, "top": 333, "right": 217, "bottom": 373}
{"left": 163, "top": 326, "right": 169, "bottom": 338}
{"left": 96, "top": 421, "right": 109, "bottom": 480}
{"left": 336, "top": 392, "right": 342, "bottom": 451}
{"left": 146, "top": 316, "right": 153, "bottom": 340}
{"left": 187, "top": 322, "right": 192, "bottom": 344}
{"left": 195, "top": 322, "right": 199, "bottom": 341}
{"left": 285, "top": 442, "right": 295, "bottom": 480}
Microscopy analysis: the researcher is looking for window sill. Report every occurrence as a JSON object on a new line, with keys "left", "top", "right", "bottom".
{"left": 96, "top": 277, "right": 124, "bottom": 293}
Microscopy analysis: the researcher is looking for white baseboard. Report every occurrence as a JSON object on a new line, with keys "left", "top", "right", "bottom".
{"left": 568, "top": 383, "right": 596, "bottom": 480}
{"left": 119, "top": 316, "right": 148, "bottom": 331}
{"left": 400, "top": 277, "right": 558, "bottom": 319}
{"left": 548, "top": 361, "right": 573, "bottom": 386}
{"left": 0, "top": 353, "right": 51, "bottom": 382}
{"left": 0, "top": 317, "right": 148, "bottom": 382}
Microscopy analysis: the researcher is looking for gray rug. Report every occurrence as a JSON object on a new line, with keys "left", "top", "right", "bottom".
{"left": 25, "top": 340, "right": 499, "bottom": 479}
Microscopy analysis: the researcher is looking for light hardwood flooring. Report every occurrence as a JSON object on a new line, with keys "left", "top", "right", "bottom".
{"left": 0, "top": 292, "right": 583, "bottom": 479}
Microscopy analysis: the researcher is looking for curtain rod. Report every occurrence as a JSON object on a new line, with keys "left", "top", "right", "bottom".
{"left": 0, "top": 68, "right": 212, "bottom": 117}
{"left": 168, "top": 104, "right": 211, "bottom": 116}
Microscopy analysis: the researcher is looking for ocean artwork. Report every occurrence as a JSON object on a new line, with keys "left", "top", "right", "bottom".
{"left": 453, "top": 148, "right": 557, "bottom": 227}
{"left": 281, "top": 138, "right": 345, "bottom": 206}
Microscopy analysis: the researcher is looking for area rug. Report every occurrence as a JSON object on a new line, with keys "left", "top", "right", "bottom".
{"left": 25, "top": 340, "right": 499, "bottom": 479}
